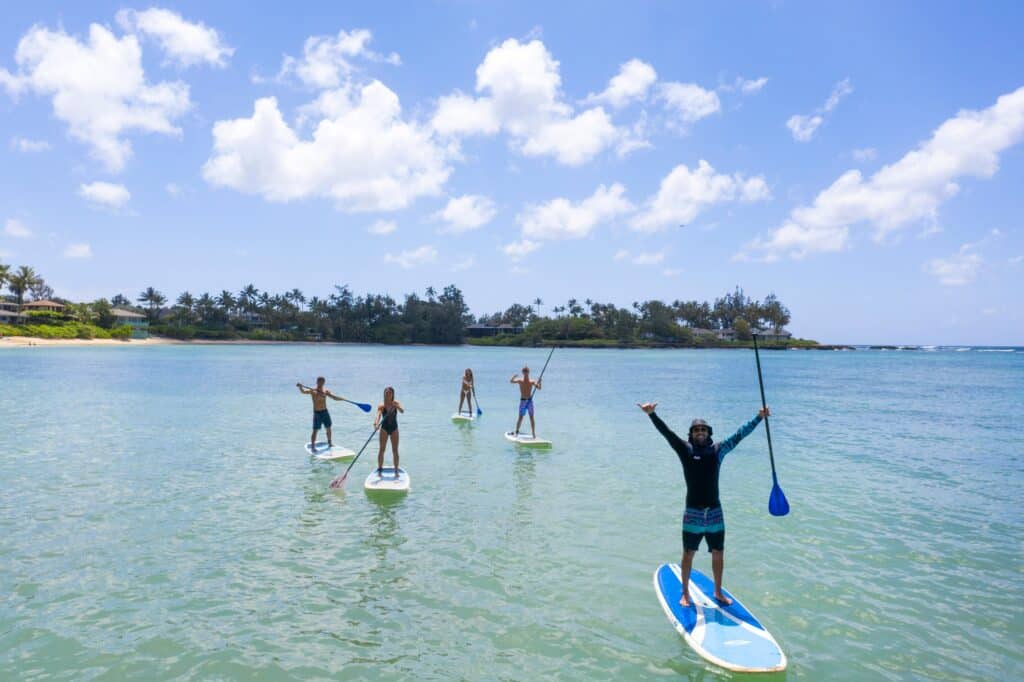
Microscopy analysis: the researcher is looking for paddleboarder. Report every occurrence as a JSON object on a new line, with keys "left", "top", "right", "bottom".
{"left": 511, "top": 365, "right": 542, "bottom": 437}
{"left": 375, "top": 386, "right": 404, "bottom": 479}
{"left": 638, "top": 402, "right": 769, "bottom": 608}
{"left": 297, "top": 377, "right": 348, "bottom": 450}
{"left": 457, "top": 368, "right": 476, "bottom": 416}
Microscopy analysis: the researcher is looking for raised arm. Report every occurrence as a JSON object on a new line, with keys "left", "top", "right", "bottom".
{"left": 638, "top": 403, "right": 688, "bottom": 456}
{"left": 717, "top": 408, "right": 768, "bottom": 462}
{"left": 510, "top": 375, "right": 520, "bottom": 384}
{"left": 296, "top": 383, "right": 311, "bottom": 394}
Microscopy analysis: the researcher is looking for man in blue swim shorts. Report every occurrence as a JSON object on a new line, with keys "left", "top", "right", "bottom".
{"left": 296, "top": 376, "right": 347, "bottom": 451}
{"left": 510, "top": 365, "right": 542, "bottom": 437}
{"left": 638, "top": 401, "right": 769, "bottom": 608}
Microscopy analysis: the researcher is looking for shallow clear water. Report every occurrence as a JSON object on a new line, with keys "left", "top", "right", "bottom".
{"left": 1, "top": 345, "right": 1022, "bottom": 680}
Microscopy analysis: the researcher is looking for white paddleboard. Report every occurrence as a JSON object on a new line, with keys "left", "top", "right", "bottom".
{"left": 504, "top": 431, "right": 552, "bottom": 447}
{"left": 451, "top": 412, "right": 476, "bottom": 422}
{"left": 364, "top": 467, "right": 410, "bottom": 492}
{"left": 305, "top": 442, "right": 356, "bottom": 461}
{"left": 653, "top": 563, "right": 786, "bottom": 673}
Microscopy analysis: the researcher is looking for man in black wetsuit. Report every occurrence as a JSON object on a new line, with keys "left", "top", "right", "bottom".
{"left": 638, "top": 401, "right": 769, "bottom": 607}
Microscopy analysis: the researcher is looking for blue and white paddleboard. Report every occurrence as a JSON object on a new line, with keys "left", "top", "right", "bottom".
{"left": 364, "top": 467, "right": 410, "bottom": 492}
{"left": 504, "top": 431, "right": 552, "bottom": 447}
{"left": 653, "top": 563, "right": 786, "bottom": 673}
{"left": 305, "top": 442, "right": 356, "bottom": 461}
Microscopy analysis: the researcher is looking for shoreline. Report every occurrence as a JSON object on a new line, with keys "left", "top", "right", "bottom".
{"left": 0, "top": 336, "right": 306, "bottom": 348}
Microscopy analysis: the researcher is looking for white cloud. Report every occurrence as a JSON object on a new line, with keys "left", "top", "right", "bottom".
{"left": 434, "top": 195, "right": 496, "bottom": 233}
{"left": 79, "top": 181, "right": 131, "bottom": 208}
{"left": 63, "top": 243, "right": 93, "bottom": 259}
{"left": 274, "top": 29, "right": 399, "bottom": 89}
{"left": 585, "top": 58, "right": 656, "bottom": 109}
{"left": 739, "top": 77, "right": 768, "bottom": 94}
{"left": 614, "top": 249, "right": 664, "bottom": 265}
{"left": 10, "top": 136, "right": 50, "bottom": 152}
{"left": 852, "top": 147, "right": 878, "bottom": 162}
{"left": 116, "top": 8, "right": 233, "bottom": 68}
{"left": 503, "top": 238, "right": 540, "bottom": 261}
{"left": 925, "top": 244, "right": 982, "bottom": 285}
{"left": 663, "top": 267, "right": 682, "bottom": 277}
{"left": 787, "top": 78, "right": 853, "bottom": 142}
{"left": 659, "top": 82, "right": 720, "bottom": 127}
{"left": 631, "top": 161, "right": 771, "bottom": 232}
{"left": 4, "top": 218, "right": 32, "bottom": 238}
{"left": 165, "top": 182, "right": 182, "bottom": 196}
{"left": 519, "top": 183, "right": 633, "bottom": 240}
{"left": 384, "top": 244, "right": 437, "bottom": 269}
{"left": 368, "top": 219, "right": 397, "bottom": 235}
{"left": 203, "top": 82, "right": 451, "bottom": 212}
{"left": 1009, "top": 255, "right": 1023, "bottom": 265}
{"left": 430, "top": 39, "right": 618, "bottom": 165}
{"left": 0, "top": 23, "right": 191, "bottom": 171}
{"left": 746, "top": 86, "right": 1024, "bottom": 260}
{"left": 616, "top": 111, "right": 652, "bottom": 157}
{"left": 451, "top": 256, "right": 475, "bottom": 272}
{"left": 786, "top": 114, "right": 824, "bottom": 142}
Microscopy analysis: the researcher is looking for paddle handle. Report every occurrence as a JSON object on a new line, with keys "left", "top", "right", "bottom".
{"left": 752, "top": 335, "right": 779, "bottom": 485}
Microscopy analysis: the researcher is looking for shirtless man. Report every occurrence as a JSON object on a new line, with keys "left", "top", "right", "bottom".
{"left": 510, "top": 365, "right": 542, "bottom": 437}
{"left": 296, "top": 377, "right": 346, "bottom": 450}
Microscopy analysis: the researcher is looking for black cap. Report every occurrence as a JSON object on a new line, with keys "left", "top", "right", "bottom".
{"left": 689, "top": 418, "right": 713, "bottom": 437}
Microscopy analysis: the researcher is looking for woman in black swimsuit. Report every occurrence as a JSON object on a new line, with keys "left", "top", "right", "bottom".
{"left": 375, "top": 386, "right": 404, "bottom": 477}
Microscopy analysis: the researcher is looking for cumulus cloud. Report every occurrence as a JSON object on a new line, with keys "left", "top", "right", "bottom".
{"left": 434, "top": 195, "right": 496, "bottom": 233}
{"left": 925, "top": 244, "right": 982, "bottom": 285}
{"left": 852, "top": 147, "right": 878, "bottom": 162}
{"left": 273, "top": 28, "right": 399, "bottom": 89}
{"left": 745, "top": 86, "right": 1024, "bottom": 260}
{"left": 738, "top": 77, "right": 768, "bottom": 94}
{"left": 585, "top": 58, "right": 656, "bottom": 109}
{"left": 786, "top": 78, "right": 853, "bottom": 142}
{"left": 79, "top": 181, "right": 131, "bottom": 208}
{"left": 116, "top": 8, "right": 233, "bottom": 67}
{"left": 384, "top": 244, "right": 437, "bottom": 269}
{"left": 0, "top": 23, "right": 190, "bottom": 171}
{"left": 4, "top": 218, "right": 32, "bottom": 238}
{"left": 659, "top": 82, "right": 720, "bottom": 128}
{"left": 451, "top": 256, "right": 475, "bottom": 272}
{"left": 10, "top": 136, "right": 50, "bottom": 152}
{"left": 203, "top": 82, "right": 451, "bottom": 212}
{"left": 630, "top": 161, "right": 770, "bottom": 232}
{"left": 430, "top": 39, "right": 618, "bottom": 166}
{"left": 63, "top": 243, "right": 93, "bottom": 259}
{"left": 614, "top": 249, "right": 664, "bottom": 265}
{"left": 368, "top": 219, "right": 397, "bottom": 235}
{"left": 503, "top": 238, "right": 540, "bottom": 261}
{"left": 519, "top": 183, "right": 633, "bottom": 240}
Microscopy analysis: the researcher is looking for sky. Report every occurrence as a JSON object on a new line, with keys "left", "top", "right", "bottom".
{"left": 1, "top": 1, "right": 1022, "bottom": 345}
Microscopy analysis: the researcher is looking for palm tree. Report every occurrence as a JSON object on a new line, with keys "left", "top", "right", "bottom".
{"left": 286, "top": 288, "right": 306, "bottom": 306}
{"left": 9, "top": 266, "right": 40, "bottom": 307}
{"left": 216, "top": 290, "right": 237, "bottom": 316}
{"left": 137, "top": 287, "right": 167, "bottom": 322}
{"left": 238, "top": 284, "right": 258, "bottom": 313}
{"left": 176, "top": 291, "right": 195, "bottom": 325}
{"left": 425, "top": 286, "right": 437, "bottom": 303}
{"left": 533, "top": 297, "right": 543, "bottom": 317}
{"left": 0, "top": 262, "right": 10, "bottom": 293}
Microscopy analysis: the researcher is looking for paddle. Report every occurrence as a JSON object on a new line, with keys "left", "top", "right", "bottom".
{"left": 328, "top": 426, "right": 380, "bottom": 489}
{"left": 297, "top": 383, "right": 372, "bottom": 412}
{"left": 511, "top": 345, "right": 555, "bottom": 433}
{"left": 752, "top": 334, "right": 790, "bottom": 516}
{"left": 473, "top": 386, "right": 482, "bottom": 416}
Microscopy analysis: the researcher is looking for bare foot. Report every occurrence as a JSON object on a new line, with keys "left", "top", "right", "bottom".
{"left": 713, "top": 592, "right": 733, "bottom": 606}
{"left": 679, "top": 592, "right": 692, "bottom": 608}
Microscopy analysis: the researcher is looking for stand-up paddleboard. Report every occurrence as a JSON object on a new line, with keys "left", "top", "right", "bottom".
{"left": 504, "top": 431, "right": 552, "bottom": 447}
{"left": 451, "top": 412, "right": 476, "bottom": 423}
{"left": 364, "top": 467, "right": 410, "bottom": 492}
{"left": 653, "top": 564, "right": 786, "bottom": 673}
{"left": 305, "top": 442, "right": 356, "bottom": 461}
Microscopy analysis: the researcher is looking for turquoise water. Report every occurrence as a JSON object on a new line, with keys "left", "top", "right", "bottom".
{"left": 1, "top": 345, "right": 1022, "bottom": 680}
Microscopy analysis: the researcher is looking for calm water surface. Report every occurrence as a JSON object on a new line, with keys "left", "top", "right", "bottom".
{"left": 1, "top": 345, "right": 1022, "bottom": 680}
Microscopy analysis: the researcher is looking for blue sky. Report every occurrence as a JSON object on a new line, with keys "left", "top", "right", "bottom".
{"left": 1, "top": 1, "right": 1022, "bottom": 345}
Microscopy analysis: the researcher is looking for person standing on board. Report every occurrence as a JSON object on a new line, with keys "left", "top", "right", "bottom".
{"left": 457, "top": 368, "right": 475, "bottom": 416}
{"left": 297, "top": 377, "right": 347, "bottom": 450}
{"left": 638, "top": 402, "right": 769, "bottom": 608}
{"left": 511, "top": 365, "right": 542, "bottom": 437}
{"left": 375, "top": 386, "right": 404, "bottom": 478}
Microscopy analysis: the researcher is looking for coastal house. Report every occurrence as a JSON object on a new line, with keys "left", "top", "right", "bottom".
{"left": 112, "top": 308, "right": 149, "bottom": 338}
{"left": 22, "top": 299, "right": 65, "bottom": 314}
{"left": 0, "top": 304, "right": 28, "bottom": 325}
{"left": 753, "top": 327, "right": 792, "bottom": 342}
{"left": 465, "top": 323, "right": 525, "bottom": 337}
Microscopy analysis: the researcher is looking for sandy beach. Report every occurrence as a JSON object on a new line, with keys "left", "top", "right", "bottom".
{"left": 0, "top": 336, "right": 299, "bottom": 348}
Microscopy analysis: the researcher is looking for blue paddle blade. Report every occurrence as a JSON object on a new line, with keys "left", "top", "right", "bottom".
{"left": 768, "top": 483, "right": 790, "bottom": 516}
{"left": 476, "top": 407, "right": 482, "bottom": 416}
{"left": 355, "top": 402, "right": 372, "bottom": 412}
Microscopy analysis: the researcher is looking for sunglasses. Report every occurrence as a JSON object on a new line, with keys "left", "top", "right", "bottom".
{"left": 692, "top": 427, "right": 709, "bottom": 433}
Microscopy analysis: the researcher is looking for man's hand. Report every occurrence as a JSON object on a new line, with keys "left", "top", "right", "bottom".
{"left": 637, "top": 402, "right": 658, "bottom": 414}
{"left": 759, "top": 406, "right": 771, "bottom": 418}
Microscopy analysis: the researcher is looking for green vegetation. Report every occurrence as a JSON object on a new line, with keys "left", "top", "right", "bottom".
{"left": 0, "top": 322, "right": 131, "bottom": 340}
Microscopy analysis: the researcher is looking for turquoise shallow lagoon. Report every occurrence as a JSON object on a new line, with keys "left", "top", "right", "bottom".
{"left": 1, "top": 345, "right": 1022, "bottom": 680}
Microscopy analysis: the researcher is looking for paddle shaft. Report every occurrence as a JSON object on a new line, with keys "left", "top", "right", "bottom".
{"left": 511, "top": 345, "right": 555, "bottom": 432}
{"left": 330, "top": 426, "right": 380, "bottom": 488}
{"left": 298, "top": 384, "right": 371, "bottom": 412}
{"left": 752, "top": 335, "right": 779, "bottom": 484}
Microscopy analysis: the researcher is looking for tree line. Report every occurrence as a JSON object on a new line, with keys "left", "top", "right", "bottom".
{"left": 2, "top": 261, "right": 793, "bottom": 345}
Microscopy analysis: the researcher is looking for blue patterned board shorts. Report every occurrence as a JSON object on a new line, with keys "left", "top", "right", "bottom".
{"left": 682, "top": 506, "right": 725, "bottom": 552}
{"left": 518, "top": 398, "right": 534, "bottom": 417}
